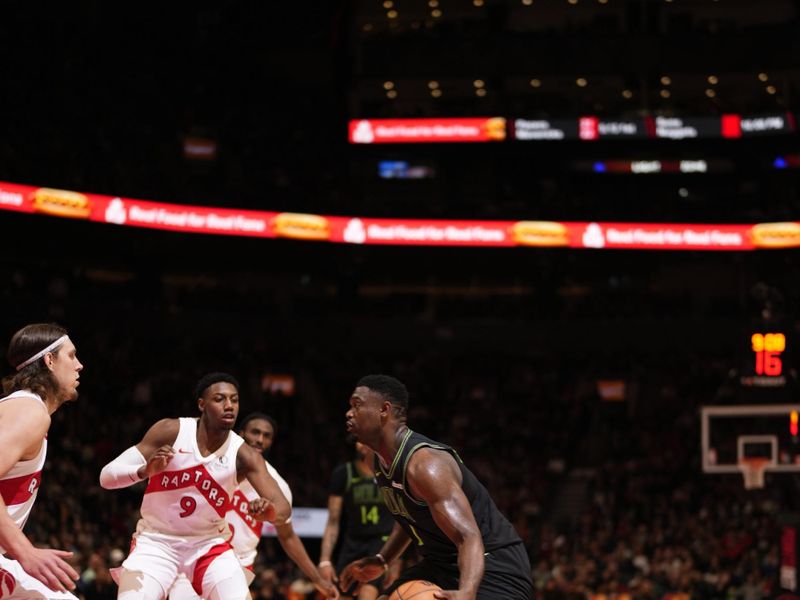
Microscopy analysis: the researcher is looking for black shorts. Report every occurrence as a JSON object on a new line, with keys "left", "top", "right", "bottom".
{"left": 384, "top": 542, "right": 532, "bottom": 600}
{"left": 337, "top": 535, "right": 390, "bottom": 594}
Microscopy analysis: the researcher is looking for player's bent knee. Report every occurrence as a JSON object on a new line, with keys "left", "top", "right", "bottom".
{"left": 205, "top": 577, "right": 249, "bottom": 600}
{"left": 359, "top": 584, "right": 380, "bottom": 600}
{"left": 117, "top": 569, "right": 167, "bottom": 600}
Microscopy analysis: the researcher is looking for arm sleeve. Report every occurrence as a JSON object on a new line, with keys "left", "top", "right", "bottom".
{"left": 99, "top": 446, "right": 147, "bottom": 489}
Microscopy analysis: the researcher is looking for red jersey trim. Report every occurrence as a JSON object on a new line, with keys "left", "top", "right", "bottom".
{"left": 144, "top": 465, "right": 231, "bottom": 517}
{"left": 0, "top": 471, "right": 42, "bottom": 505}
{"left": 191, "top": 542, "right": 232, "bottom": 595}
{"left": 231, "top": 489, "right": 263, "bottom": 536}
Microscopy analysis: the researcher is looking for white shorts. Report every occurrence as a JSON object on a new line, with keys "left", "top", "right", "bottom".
{"left": 167, "top": 565, "right": 255, "bottom": 599}
{"left": 0, "top": 554, "right": 78, "bottom": 600}
{"left": 119, "top": 529, "right": 246, "bottom": 598}
{"left": 167, "top": 574, "right": 201, "bottom": 600}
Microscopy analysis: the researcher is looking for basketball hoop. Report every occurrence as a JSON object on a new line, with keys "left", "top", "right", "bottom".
{"left": 738, "top": 457, "right": 770, "bottom": 489}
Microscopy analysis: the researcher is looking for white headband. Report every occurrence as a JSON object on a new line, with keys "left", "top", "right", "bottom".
{"left": 15, "top": 335, "right": 70, "bottom": 371}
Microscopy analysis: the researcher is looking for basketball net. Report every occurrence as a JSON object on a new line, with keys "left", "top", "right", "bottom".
{"left": 738, "top": 457, "right": 769, "bottom": 490}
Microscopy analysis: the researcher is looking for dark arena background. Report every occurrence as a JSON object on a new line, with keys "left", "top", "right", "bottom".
{"left": 2, "top": 1, "right": 800, "bottom": 599}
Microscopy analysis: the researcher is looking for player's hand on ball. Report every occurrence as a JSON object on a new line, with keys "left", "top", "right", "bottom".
{"left": 248, "top": 497, "right": 275, "bottom": 521}
{"left": 339, "top": 556, "right": 385, "bottom": 590}
{"left": 142, "top": 445, "right": 175, "bottom": 478}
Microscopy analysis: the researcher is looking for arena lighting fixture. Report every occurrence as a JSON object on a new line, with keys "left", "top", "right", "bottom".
{"left": 678, "top": 187, "right": 689, "bottom": 198}
{"left": 622, "top": 89, "right": 633, "bottom": 99}
{"left": 473, "top": 0, "right": 484, "bottom": 6}
{"left": 386, "top": 90, "right": 398, "bottom": 99}
{"left": 766, "top": 86, "right": 777, "bottom": 95}
{"left": 473, "top": 79, "right": 485, "bottom": 88}
{"left": 660, "top": 89, "right": 670, "bottom": 98}
{"left": 530, "top": 78, "right": 542, "bottom": 87}
{"left": 431, "top": 89, "right": 442, "bottom": 98}
{"left": 758, "top": 73, "right": 769, "bottom": 82}
{"left": 576, "top": 77, "right": 587, "bottom": 87}
{"left": 522, "top": 0, "right": 533, "bottom": 5}
{"left": 428, "top": 0, "right": 438, "bottom": 6}
{"left": 568, "top": 0, "right": 578, "bottom": 5}
{"left": 383, "top": 81, "right": 395, "bottom": 90}
{"left": 598, "top": 0, "right": 608, "bottom": 4}
{"left": 431, "top": 8, "right": 442, "bottom": 17}
{"left": 708, "top": 75, "right": 719, "bottom": 85}
{"left": 706, "top": 89, "right": 716, "bottom": 98}
{"left": 427, "top": 80, "right": 439, "bottom": 89}
{"left": 660, "top": 76, "right": 672, "bottom": 86}
{"left": 382, "top": 0, "right": 393, "bottom": 7}
{"left": 387, "top": 9, "right": 398, "bottom": 18}
{"left": 476, "top": 88, "right": 487, "bottom": 97}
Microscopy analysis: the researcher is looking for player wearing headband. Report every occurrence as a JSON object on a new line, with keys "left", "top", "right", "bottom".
{"left": 0, "top": 323, "right": 83, "bottom": 599}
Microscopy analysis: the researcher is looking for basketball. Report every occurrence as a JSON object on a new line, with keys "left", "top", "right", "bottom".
{"left": 0, "top": 567, "right": 16, "bottom": 597}
{"left": 389, "top": 579, "right": 442, "bottom": 600}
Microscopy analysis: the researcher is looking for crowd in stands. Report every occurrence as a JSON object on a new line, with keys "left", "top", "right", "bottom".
{"left": 2, "top": 4, "right": 798, "bottom": 599}
{"left": 2, "top": 254, "right": 797, "bottom": 599}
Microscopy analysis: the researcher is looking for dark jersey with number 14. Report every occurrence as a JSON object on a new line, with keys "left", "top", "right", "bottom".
{"left": 329, "top": 461, "right": 394, "bottom": 540}
{"left": 374, "top": 429, "right": 523, "bottom": 563}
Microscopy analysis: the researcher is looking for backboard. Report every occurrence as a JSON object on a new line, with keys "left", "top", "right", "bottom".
{"left": 701, "top": 404, "right": 800, "bottom": 486}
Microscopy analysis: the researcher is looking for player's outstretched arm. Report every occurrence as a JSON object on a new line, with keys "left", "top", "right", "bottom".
{"left": 236, "top": 444, "right": 291, "bottom": 525}
{"left": 99, "top": 418, "right": 179, "bottom": 488}
{"left": 276, "top": 521, "right": 339, "bottom": 599}
{"left": 339, "top": 522, "right": 411, "bottom": 592}
{"left": 406, "top": 448, "right": 484, "bottom": 600}
{"left": 0, "top": 397, "right": 79, "bottom": 592}
{"left": 318, "top": 494, "right": 343, "bottom": 585}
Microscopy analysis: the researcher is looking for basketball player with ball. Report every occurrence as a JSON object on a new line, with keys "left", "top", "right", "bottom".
{"left": 0, "top": 323, "right": 84, "bottom": 599}
{"left": 339, "top": 375, "right": 532, "bottom": 600}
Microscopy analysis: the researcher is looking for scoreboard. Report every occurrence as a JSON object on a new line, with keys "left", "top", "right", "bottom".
{"left": 741, "top": 332, "right": 789, "bottom": 388}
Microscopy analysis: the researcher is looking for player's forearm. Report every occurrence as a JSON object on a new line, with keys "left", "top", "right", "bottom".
{"left": 277, "top": 525, "right": 325, "bottom": 584}
{"left": 319, "top": 522, "right": 339, "bottom": 562}
{"left": 456, "top": 534, "right": 485, "bottom": 597}
{"left": 378, "top": 523, "right": 412, "bottom": 563}
{"left": 99, "top": 446, "right": 147, "bottom": 489}
{"left": 270, "top": 496, "right": 292, "bottom": 525}
{"left": 0, "top": 504, "right": 35, "bottom": 559}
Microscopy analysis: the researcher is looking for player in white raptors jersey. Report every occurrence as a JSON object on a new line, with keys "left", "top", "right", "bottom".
{"left": 100, "top": 373, "right": 292, "bottom": 600}
{"left": 0, "top": 323, "right": 83, "bottom": 598}
{"left": 168, "top": 413, "right": 337, "bottom": 599}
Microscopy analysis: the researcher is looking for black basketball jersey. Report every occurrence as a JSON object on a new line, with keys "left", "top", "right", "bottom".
{"left": 373, "top": 429, "right": 522, "bottom": 562}
{"left": 330, "top": 461, "right": 394, "bottom": 539}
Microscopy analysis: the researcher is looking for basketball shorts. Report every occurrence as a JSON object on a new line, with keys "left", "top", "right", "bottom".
{"left": 383, "top": 542, "right": 532, "bottom": 600}
{"left": 118, "top": 529, "right": 247, "bottom": 599}
{"left": 167, "top": 567, "right": 255, "bottom": 599}
{"left": 337, "top": 535, "right": 388, "bottom": 594}
{"left": 0, "top": 554, "right": 79, "bottom": 600}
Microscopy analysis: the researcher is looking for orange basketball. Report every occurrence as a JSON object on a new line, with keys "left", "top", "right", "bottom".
{"left": 388, "top": 579, "right": 442, "bottom": 600}
{"left": 0, "top": 567, "right": 17, "bottom": 596}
